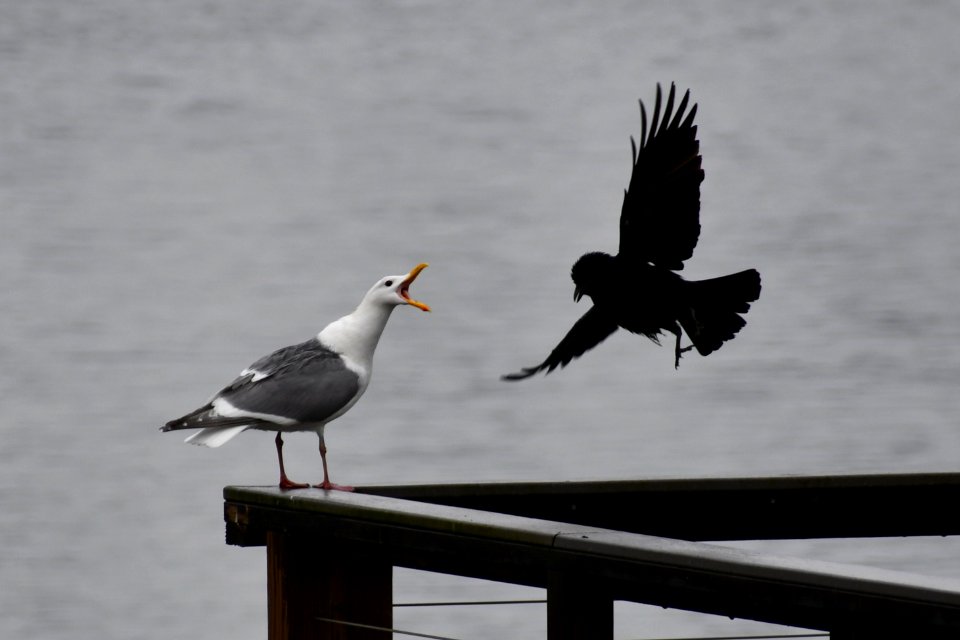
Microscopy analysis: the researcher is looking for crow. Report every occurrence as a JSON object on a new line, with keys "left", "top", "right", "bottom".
{"left": 503, "top": 83, "right": 761, "bottom": 381}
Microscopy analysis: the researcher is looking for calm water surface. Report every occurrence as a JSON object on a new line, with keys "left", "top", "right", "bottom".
{"left": 3, "top": 2, "right": 960, "bottom": 638}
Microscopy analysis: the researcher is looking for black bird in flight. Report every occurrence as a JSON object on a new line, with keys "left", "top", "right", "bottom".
{"left": 503, "top": 83, "right": 761, "bottom": 381}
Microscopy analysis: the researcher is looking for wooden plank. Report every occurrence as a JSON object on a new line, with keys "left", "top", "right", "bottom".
{"left": 225, "top": 485, "right": 960, "bottom": 637}
{"left": 553, "top": 530, "right": 960, "bottom": 635}
{"left": 359, "top": 472, "right": 960, "bottom": 540}
{"left": 266, "top": 531, "right": 391, "bottom": 640}
{"left": 226, "top": 485, "right": 594, "bottom": 547}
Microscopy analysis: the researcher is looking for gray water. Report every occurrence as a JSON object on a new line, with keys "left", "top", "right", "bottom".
{"left": 4, "top": 1, "right": 960, "bottom": 638}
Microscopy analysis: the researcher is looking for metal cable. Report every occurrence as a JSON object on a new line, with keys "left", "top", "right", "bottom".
{"left": 626, "top": 634, "right": 828, "bottom": 640}
{"left": 316, "top": 616, "right": 463, "bottom": 640}
{"left": 394, "top": 599, "right": 547, "bottom": 607}
{"left": 322, "top": 609, "right": 829, "bottom": 640}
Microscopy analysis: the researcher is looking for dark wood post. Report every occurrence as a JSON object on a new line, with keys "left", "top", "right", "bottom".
{"left": 547, "top": 570, "right": 613, "bottom": 640}
{"left": 266, "top": 532, "right": 392, "bottom": 640}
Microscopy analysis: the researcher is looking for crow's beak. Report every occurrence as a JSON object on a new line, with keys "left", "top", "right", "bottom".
{"left": 574, "top": 286, "right": 583, "bottom": 303}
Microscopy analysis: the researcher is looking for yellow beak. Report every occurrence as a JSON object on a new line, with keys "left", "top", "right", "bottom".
{"left": 399, "top": 263, "right": 430, "bottom": 312}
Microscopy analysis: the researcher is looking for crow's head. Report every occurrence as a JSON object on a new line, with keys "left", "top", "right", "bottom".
{"left": 571, "top": 252, "right": 616, "bottom": 302}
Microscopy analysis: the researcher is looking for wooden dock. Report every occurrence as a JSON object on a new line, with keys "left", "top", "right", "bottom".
{"left": 224, "top": 472, "right": 960, "bottom": 639}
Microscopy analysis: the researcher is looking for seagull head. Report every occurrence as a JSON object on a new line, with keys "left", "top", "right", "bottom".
{"left": 571, "top": 252, "right": 615, "bottom": 302}
{"left": 367, "top": 263, "right": 431, "bottom": 312}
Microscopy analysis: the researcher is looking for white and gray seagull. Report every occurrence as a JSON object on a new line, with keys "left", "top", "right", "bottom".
{"left": 161, "top": 263, "right": 430, "bottom": 491}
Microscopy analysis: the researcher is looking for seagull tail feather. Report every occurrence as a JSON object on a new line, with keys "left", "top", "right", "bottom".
{"left": 184, "top": 425, "right": 250, "bottom": 448}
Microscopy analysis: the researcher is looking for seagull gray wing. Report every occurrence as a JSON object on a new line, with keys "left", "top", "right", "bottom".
{"left": 220, "top": 340, "right": 360, "bottom": 423}
{"left": 162, "top": 340, "right": 360, "bottom": 430}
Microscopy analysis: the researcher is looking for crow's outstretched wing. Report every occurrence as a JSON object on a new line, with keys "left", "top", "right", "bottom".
{"left": 619, "top": 83, "right": 704, "bottom": 271}
{"left": 502, "top": 306, "right": 619, "bottom": 380}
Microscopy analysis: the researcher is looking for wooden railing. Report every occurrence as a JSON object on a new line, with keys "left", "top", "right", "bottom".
{"left": 224, "top": 473, "right": 960, "bottom": 639}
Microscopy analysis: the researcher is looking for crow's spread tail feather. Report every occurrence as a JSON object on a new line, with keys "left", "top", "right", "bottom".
{"left": 679, "top": 269, "right": 761, "bottom": 357}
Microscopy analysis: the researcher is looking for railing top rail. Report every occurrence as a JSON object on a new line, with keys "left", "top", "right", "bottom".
{"left": 354, "top": 472, "right": 960, "bottom": 540}
{"left": 359, "top": 470, "right": 960, "bottom": 498}
{"left": 224, "top": 484, "right": 960, "bottom": 610}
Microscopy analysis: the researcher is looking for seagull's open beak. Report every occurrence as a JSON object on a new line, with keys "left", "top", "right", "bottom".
{"left": 399, "top": 263, "right": 431, "bottom": 312}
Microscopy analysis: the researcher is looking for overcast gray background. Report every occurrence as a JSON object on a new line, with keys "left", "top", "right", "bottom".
{"left": 4, "top": 1, "right": 960, "bottom": 638}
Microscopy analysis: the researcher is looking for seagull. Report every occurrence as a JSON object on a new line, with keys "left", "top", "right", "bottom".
{"left": 503, "top": 83, "right": 761, "bottom": 381}
{"left": 161, "top": 263, "right": 430, "bottom": 490}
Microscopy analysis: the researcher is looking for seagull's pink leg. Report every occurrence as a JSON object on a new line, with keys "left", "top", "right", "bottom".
{"left": 275, "top": 432, "right": 308, "bottom": 490}
{"left": 313, "top": 431, "right": 354, "bottom": 492}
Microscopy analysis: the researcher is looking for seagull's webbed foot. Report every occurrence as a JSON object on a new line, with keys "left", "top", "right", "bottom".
{"left": 279, "top": 475, "right": 310, "bottom": 490}
{"left": 314, "top": 433, "right": 354, "bottom": 491}
{"left": 276, "top": 432, "right": 309, "bottom": 490}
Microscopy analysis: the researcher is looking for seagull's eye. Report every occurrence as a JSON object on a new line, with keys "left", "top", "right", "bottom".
{"left": 384, "top": 280, "right": 393, "bottom": 287}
